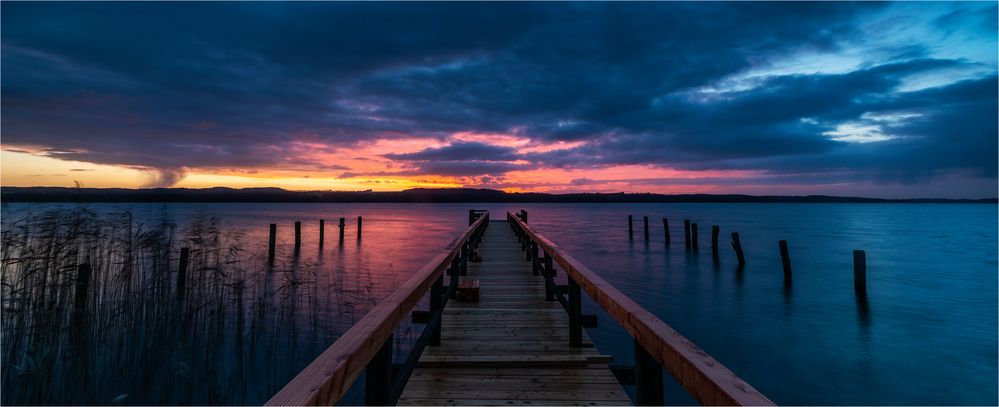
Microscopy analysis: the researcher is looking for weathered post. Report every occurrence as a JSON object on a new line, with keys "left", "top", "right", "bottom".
{"left": 294, "top": 221, "right": 301, "bottom": 249}
{"left": 365, "top": 334, "right": 393, "bottom": 405}
{"left": 338, "top": 218, "right": 346, "bottom": 243}
{"left": 635, "top": 340, "right": 664, "bottom": 405}
{"left": 469, "top": 209, "right": 476, "bottom": 226}
{"left": 357, "top": 216, "right": 363, "bottom": 239}
{"left": 691, "top": 223, "right": 699, "bottom": 250}
{"left": 429, "top": 275, "right": 443, "bottom": 346}
{"left": 662, "top": 218, "right": 670, "bottom": 244}
{"left": 628, "top": 215, "right": 634, "bottom": 240}
{"left": 683, "top": 219, "right": 691, "bottom": 250}
{"left": 643, "top": 216, "right": 649, "bottom": 241}
{"left": 177, "top": 247, "right": 189, "bottom": 304}
{"left": 854, "top": 250, "right": 867, "bottom": 295}
{"left": 568, "top": 278, "right": 582, "bottom": 347}
{"left": 268, "top": 224, "right": 276, "bottom": 263}
{"left": 779, "top": 240, "right": 792, "bottom": 284}
{"left": 731, "top": 232, "right": 746, "bottom": 265}
{"left": 319, "top": 219, "right": 325, "bottom": 247}
{"left": 711, "top": 225, "right": 720, "bottom": 257}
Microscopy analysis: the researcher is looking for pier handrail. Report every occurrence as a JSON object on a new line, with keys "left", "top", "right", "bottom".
{"left": 266, "top": 211, "right": 489, "bottom": 406}
{"left": 507, "top": 211, "right": 774, "bottom": 406}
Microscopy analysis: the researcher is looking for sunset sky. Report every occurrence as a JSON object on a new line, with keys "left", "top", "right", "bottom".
{"left": 2, "top": 2, "right": 996, "bottom": 198}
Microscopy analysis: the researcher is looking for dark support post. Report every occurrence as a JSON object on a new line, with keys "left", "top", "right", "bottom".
{"left": 683, "top": 219, "right": 691, "bottom": 250}
{"left": 319, "top": 219, "right": 325, "bottom": 247}
{"left": 531, "top": 242, "right": 540, "bottom": 275}
{"left": 73, "top": 263, "right": 92, "bottom": 324}
{"left": 524, "top": 238, "right": 531, "bottom": 261}
{"left": 177, "top": 247, "right": 189, "bottom": 303}
{"left": 461, "top": 242, "right": 470, "bottom": 276}
{"left": 731, "top": 232, "right": 746, "bottom": 265}
{"left": 430, "top": 275, "right": 443, "bottom": 346}
{"left": 643, "top": 216, "right": 649, "bottom": 241}
{"left": 268, "top": 224, "right": 276, "bottom": 263}
{"left": 634, "top": 340, "right": 664, "bottom": 405}
{"left": 544, "top": 254, "right": 555, "bottom": 301}
{"left": 339, "top": 218, "right": 346, "bottom": 243}
{"left": 691, "top": 223, "right": 699, "bottom": 250}
{"left": 628, "top": 215, "right": 634, "bottom": 240}
{"left": 357, "top": 216, "right": 363, "bottom": 239}
{"left": 294, "top": 221, "right": 301, "bottom": 249}
{"left": 663, "top": 218, "right": 670, "bottom": 244}
{"left": 854, "top": 250, "right": 867, "bottom": 295}
{"left": 779, "top": 240, "right": 792, "bottom": 284}
{"left": 711, "top": 225, "right": 720, "bottom": 257}
{"left": 520, "top": 210, "right": 528, "bottom": 223}
{"left": 568, "top": 278, "right": 582, "bottom": 347}
{"left": 468, "top": 209, "right": 476, "bottom": 226}
{"left": 365, "top": 334, "right": 393, "bottom": 405}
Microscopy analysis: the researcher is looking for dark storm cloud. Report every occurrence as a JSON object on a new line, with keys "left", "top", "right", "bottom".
{"left": 1, "top": 2, "right": 996, "bottom": 190}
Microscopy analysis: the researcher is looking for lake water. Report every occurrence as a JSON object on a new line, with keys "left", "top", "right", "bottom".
{"left": 1, "top": 202, "right": 996, "bottom": 405}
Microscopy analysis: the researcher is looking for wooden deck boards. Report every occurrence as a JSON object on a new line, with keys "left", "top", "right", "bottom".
{"left": 398, "top": 221, "right": 631, "bottom": 406}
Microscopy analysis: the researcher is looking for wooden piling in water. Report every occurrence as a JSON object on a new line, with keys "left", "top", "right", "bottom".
{"left": 711, "top": 226, "right": 720, "bottom": 257}
{"left": 731, "top": 232, "right": 746, "bottom": 265}
{"left": 854, "top": 250, "right": 867, "bottom": 295}
{"left": 683, "top": 219, "right": 691, "bottom": 250}
{"left": 663, "top": 218, "right": 670, "bottom": 244}
{"left": 779, "top": 240, "right": 792, "bottom": 284}
{"left": 339, "top": 218, "right": 346, "bottom": 242}
{"left": 643, "top": 216, "right": 649, "bottom": 241}
{"left": 357, "top": 216, "right": 363, "bottom": 239}
{"left": 691, "top": 223, "right": 699, "bottom": 250}
{"left": 294, "top": 221, "right": 302, "bottom": 249}
{"left": 177, "top": 247, "right": 189, "bottom": 303}
{"left": 628, "top": 215, "right": 634, "bottom": 240}
{"left": 268, "top": 224, "right": 277, "bottom": 262}
{"left": 319, "top": 219, "right": 325, "bottom": 247}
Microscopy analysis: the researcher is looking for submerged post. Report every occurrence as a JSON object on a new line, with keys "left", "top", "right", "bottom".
{"left": 643, "top": 216, "right": 649, "bottom": 241}
{"left": 683, "top": 219, "right": 691, "bottom": 250}
{"left": 319, "top": 219, "right": 325, "bottom": 247}
{"left": 357, "top": 216, "right": 363, "bottom": 239}
{"left": 268, "top": 224, "right": 277, "bottom": 262}
{"left": 779, "top": 240, "right": 792, "bottom": 284}
{"left": 628, "top": 215, "right": 634, "bottom": 240}
{"left": 339, "top": 218, "right": 346, "bottom": 243}
{"left": 663, "top": 218, "right": 670, "bottom": 244}
{"left": 731, "top": 232, "right": 746, "bottom": 265}
{"left": 854, "top": 250, "right": 867, "bottom": 295}
{"left": 691, "top": 223, "right": 699, "bottom": 251}
{"left": 294, "top": 221, "right": 302, "bottom": 249}
{"left": 711, "top": 226, "right": 720, "bottom": 257}
{"left": 177, "top": 247, "right": 189, "bottom": 303}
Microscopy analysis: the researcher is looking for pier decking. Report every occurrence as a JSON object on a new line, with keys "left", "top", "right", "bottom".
{"left": 266, "top": 210, "right": 773, "bottom": 406}
{"left": 398, "top": 220, "right": 630, "bottom": 405}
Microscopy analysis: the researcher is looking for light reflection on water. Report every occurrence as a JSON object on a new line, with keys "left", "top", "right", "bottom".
{"left": 1, "top": 202, "right": 995, "bottom": 405}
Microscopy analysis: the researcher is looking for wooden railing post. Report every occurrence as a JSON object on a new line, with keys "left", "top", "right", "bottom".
{"left": 268, "top": 223, "right": 276, "bottom": 263}
{"left": 568, "top": 278, "right": 582, "bottom": 347}
{"left": 544, "top": 253, "right": 555, "bottom": 301}
{"left": 430, "top": 275, "right": 443, "bottom": 346}
{"left": 531, "top": 242, "right": 540, "bottom": 275}
{"left": 365, "top": 334, "right": 393, "bottom": 405}
{"left": 635, "top": 339, "right": 664, "bottom": 405}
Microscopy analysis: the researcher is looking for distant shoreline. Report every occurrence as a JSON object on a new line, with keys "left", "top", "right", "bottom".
{"left": 1, "top": 187, "right": 995, "bottom": 204}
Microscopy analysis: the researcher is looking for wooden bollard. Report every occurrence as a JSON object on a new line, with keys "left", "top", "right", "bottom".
{"left": 177, "top": 247, "right": 189, "bottom": 303}
{"left": 319, "top": 219, "right": 325, "bottom": 247}
{"left": 357, "top": 216, "right": 363, "bottom": 239}
{"left": 691, "top": 223, "right": 698, "bottom": 250}
{"left": 778, "top": 240, "right": 792, "bottom": 284}
{"left": 854, "top": 250, "right": 867, "bottom": 295}
{"left": 339, "top": 218, "right": 346, "bottom": 242}
{"left": 683, "top": 219, "right": 691, "bottom": 250}
{"left": 663, "top": 218, "right": 670, "bottom": 244}
{"left": 643, "top": 216, "right": 649, "bottom": 241}
{"left": 711, "top": 226, "right": 720, "bottom": 256}
{"left": 628, "top": 215, "right": 634, "bottom": 240}
{"left": 731, "top": 232, "right": 746, "bottom": 265}
{"left": 294, "top": 221, "right": 302, "bottom": 249}
{"left": 268, "top": 224, "right": 276, "bottom": 262}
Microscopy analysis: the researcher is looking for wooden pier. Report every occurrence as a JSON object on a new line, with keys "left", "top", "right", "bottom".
{"left": 266, "top": 211, "right": 773, "bottom": 406}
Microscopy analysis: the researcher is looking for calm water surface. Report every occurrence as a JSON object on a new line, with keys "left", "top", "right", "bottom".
{"left": 2, "top": 202, "right": 995, "bottom": 405}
